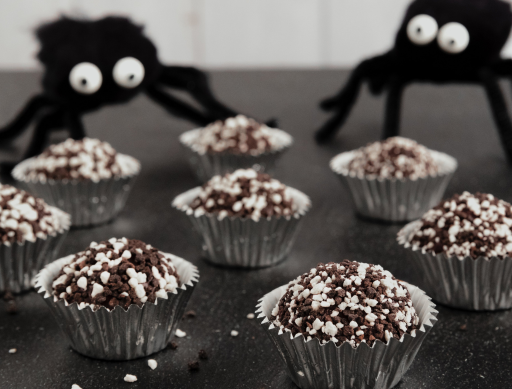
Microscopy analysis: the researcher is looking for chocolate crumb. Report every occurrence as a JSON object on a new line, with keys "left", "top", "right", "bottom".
{"left": 184, "top": 310, "right": 196, "bottom": 319}
{"left": 459, "top": 324, "right": 467, "bottom": 331}
{"left": 188, "top": 361, "right": 200, "bottom": 371}
{"left": 6, "top": 300, "right": 17, "bottom": 315}
{"left": 168, "top": 342, "right": 178, "bottom": 350}
{"left": 198, "top": 350, "right": 208, "bottom": 360}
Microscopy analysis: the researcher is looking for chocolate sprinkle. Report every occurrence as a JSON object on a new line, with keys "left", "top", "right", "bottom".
{"left": 400, "top": 192, "right": 512, "bottom": 259}
{"left": 0, "top": 184, "right": 65, "bottom": 245}
{"left": 184, "top": 115, "right": 290, "bottom": 156}
{"left": 271, "top": 261, "right": 419, "bottom": 348}
{"left": 348, "top": 137, "right": 438, "bottom": 180}
{"left": 188, "top": 361, "right": 200, "bottom": 371}
{"left": 24, "top": 138, "right": 133, "bottom": 182}
{"left": 198, "top": 350, "right": 208, "bottom": 360}
{"left": 51, "top": 238, "right": 181, "bottom": 311}
{"left": 181, "top": 169, "right": 298, "bottom": 221}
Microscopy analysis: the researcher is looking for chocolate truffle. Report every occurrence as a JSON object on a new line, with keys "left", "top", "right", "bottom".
{"left": 271, "top": 261, "right": 419, "bottom": 347}
{"left": 24, "top": 138, "right": 135, "bottom": 182}
{"left": 178, "top": 169, "right": 299, "bottom": 221}
{"left": 347, "top": 137, "right": 438, "bottom": 180}
{"left": 0, "top": 184, "right": 66, "bottom": 245}
{"left": 400, "top": 192, "right": 512, "bottom": 259}
{"left": 182, "top": 115, "right": 292, "bottom": 156}
{"left": 51, "top": 238, "right": 181, "bottom": 310}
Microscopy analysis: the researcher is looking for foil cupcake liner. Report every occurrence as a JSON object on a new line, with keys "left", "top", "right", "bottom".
{"left": 12, "top": 154, "right": 140, "bottom": 227}
{"left": 256, "top": 282, "right": 438, "bottom": 389}
{"left": 0, "top": 207, "right": 70, "bottom": 294}
{"left": 180, "top": 128, "right": 293, "bottom": 182}
{"left": 398, "top": 220, "right": 512, "bottom": 310}
{"left": 35, "top": 253, "right": 199, "bottom": 360}
{"left": 330, "top": 150, "right": 457, "bottom": 222}
{"left": 172, "top": 186, "right": 311, "bottom": 268}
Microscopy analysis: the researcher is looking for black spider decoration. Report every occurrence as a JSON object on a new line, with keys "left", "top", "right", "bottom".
{"left": 0, "top": 16, "right": 239, "bottom": 167}
{"left": 316, "top": 0, "right": 512, "bottom": 161}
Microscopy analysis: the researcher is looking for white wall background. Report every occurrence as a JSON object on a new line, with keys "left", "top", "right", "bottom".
{"left": 1, "top": 0, "right": 512, "bottom": 70}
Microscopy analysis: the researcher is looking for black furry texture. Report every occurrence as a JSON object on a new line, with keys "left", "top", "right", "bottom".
{"left": 316, "top": 0, "right": 512, "bottom": 163}
{"left": 0, "top": 16, "right": 238, "bottom": 168}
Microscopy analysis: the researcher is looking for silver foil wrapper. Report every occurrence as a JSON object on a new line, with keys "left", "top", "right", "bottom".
{"left": 180, "top": 128, "right": 293, "bottom": 182}
{"left": 257, "top": 282, "right": 438, "bottom": 389}
{"left": 35, "top": 253, "right": 199, "bottom": 360}
{"left": 173, "top": 186, "right": 311, "bottom": 268}
{"left": 398, "top": 220, "right": 512, "bottom": 310}
{"left": 0, "top": 207, "right": 70, "bottom": 294}
{"left": 12, "top": 154, "right": 140, "bottom": 227}
{"left": 330, "top": 150, "right": 457, "bottom": 222}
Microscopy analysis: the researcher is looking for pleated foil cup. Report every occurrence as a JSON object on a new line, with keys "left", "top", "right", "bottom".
{"left": 330, "top": 150, "right": 457, "bottom": 222}
{"left": 398, "top": 220, "right": 512, "bottom": 310}
{"left": 0, "top": 208, "right": 70, "bottom": 294}
{"left": 35, "top": 253, "right": 199, "bottom": 360}
{"left": 180, "top": 128, "right": 293, "bottom": 182}
{"left": 172, "top": 186, "right": 311, "bottom": 268}
{"left": 257, "top": 282, "right": 438, "bottom": 389}
{"left": 12, "top": 154, "right": 140, "bottom": 227}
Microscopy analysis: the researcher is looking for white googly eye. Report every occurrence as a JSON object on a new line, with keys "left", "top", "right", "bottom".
{"left": 69, "top": 62, "right": 103, "bottom": 94}
{"left": 407, "top": 14, "right": 438, "bottom": 45}
{"left": 438, "top": 22, "right": 470, "bottom": 54}
{"left": 113, "top": 57, "right": 145, "bottom": 89}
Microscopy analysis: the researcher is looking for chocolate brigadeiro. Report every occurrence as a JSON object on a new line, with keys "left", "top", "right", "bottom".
{"left": 271, "top": 261, "right": 419, "bottom": 348}
{"left": 51, "top": 238, "right": 181, "bottom": 311}
{"left": 347, "top": 137, "right": 439, "bottom": 180}
{"left": 181, "top": 169, "right": 299, "bottom": 222}
{"left": 0, "top": 184, "right": 66, "bottom": 245}
{"left": 22, "top": 137, "right": 135, "bottom": 182}
{"left": 183, "top": 114, "right": 290, "bottom": 157}
{"left": 402, "top": 192, "right": 512, "bottom": 259}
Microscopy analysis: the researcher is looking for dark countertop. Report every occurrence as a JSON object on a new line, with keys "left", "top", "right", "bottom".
{"left": 1, "top": 70, "right": 511, "bottom": 389}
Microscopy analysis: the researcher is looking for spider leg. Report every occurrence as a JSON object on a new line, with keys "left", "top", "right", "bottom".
{"left": 0, "top": 94, "right": 53, "bottom": 142}
{"left": 22, "top": 109, "right": 65, "bottom": 159}
{"left": 145, "top": 85, "right": 213, "bottom": 126}
{"left": 315, "top": 53, "right": 393, "bottom": 143}
{"left": 480, "top": 68, "right": 512, "bottom": 162}
{"left": 383, "top": 77, "right": 406, "bottom": 139}
{"left": 158, "top": 66, "right": 237, "bottom": 120}
{"left": 64, "top": 112, "right": 86, "bottom": 140}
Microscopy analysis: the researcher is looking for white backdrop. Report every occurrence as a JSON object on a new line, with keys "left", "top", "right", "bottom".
{"left": 1, "top": 0, "right": 512, "bottom": 70}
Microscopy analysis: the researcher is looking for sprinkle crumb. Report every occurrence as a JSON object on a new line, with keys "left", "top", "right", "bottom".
{"left": 8, "top": 348, "right": 16, "bottom": 354}
{"left": 175, "top": 329, "right": 186, "bottom": 338}
{"left": 124, "top": 374, "right": 137, "bottom": 383}
{"left": 148, "top": 359, "right": 157, "bottom": 370}
{"left": 188, "top": 361, "right": 200, "bottom": 371}
{"left": 247, "top": 313, "right": 255, "bottom": 319}
{"left": 231, "top": 330, "right": 239, "bottom": 337}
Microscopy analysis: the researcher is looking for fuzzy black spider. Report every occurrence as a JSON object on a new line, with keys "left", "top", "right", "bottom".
{"left": 316, "top": 0, "right": 512, "bottom": 161}
{"left": 0, "top": 17, "right": 239, "bottom": 167}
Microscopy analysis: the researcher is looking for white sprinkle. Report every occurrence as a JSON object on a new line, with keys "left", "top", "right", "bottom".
{"left": 175, "top": 329, "right": 186, "bottom": 338}
{"left": 231, "top": 330, "right": 239, "bottom": 337}
{"left": 100, "top": 271, "right": 110, "bottom": 285}
{"left": 247, "top": 313, "right": 255, "bottom": 319}
{"left": 8, "top": 348, "right": 16, "bottom": 354}
{"left": 124, "top": 374, "right": 137, "bottom": 383}
{"left": 91, "top": 283, "right": 104, "bottom": 298}
{"left": 71, "top": 385, "right": 82, "bottom": 389}
{"left": 148, "top": 359, "right": 158, "bottom": 370}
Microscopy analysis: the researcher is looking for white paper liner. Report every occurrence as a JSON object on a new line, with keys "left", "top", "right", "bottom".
{"left": 398, "top": 220, "right": 512, "bottom": 310}
{"left": 256, "top": 282, "right": 438, "bottom": 389}
{"left": 35, "top": 252, "right": 199, "bottom": 360}
{"left": 0, "top": 207, "right": 70, "bottom": 293}
{"left": 12, "top": 154, "right": 140, "bottom": 227}
{"left": 330, "top": 150, "right": 457, "bottom": 222}
{"left": 180, "top": 128, "right": 294, "bottom": 182}
{"left": 173, "top": 186, "right": 311, "bottom": 268}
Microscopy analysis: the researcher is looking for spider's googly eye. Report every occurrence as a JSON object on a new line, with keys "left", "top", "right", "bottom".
{"left": 407, "top": 14, "right": 438, "bottom": 45}
{"left": 113, "top": 57, "right": 145, "bottom": 89}
{"left": 438, "top": 22, "right": 470, "bottom": 54}
{"left": 69, "top": 62, "right": 103, "bottom": 94}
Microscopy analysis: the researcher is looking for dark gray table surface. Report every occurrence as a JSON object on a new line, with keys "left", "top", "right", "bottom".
{"left": 0, "top": 70, "right": 511, "bottom": 389}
